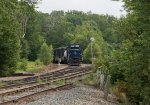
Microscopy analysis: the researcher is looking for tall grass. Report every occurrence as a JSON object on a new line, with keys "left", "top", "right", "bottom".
{"left": 16, "top": 60, "right": 45, "bottom": 73}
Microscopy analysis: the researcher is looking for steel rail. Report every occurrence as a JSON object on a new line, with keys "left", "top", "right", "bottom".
{"left": 0, "top": 69, "right": 92, "bottom": 105}
{"left": 0, "top": 66, "right": 91, "bottom": 90}
{"left": 0, "top": 83, "right": 73, "bottom": 105}
{"left": 0, "top": 69, "right": 91, "bottom": 96}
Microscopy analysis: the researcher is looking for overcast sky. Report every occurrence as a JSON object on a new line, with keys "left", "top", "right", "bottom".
{"left": 36, "top": 0, "right": 126, "bottom": 17}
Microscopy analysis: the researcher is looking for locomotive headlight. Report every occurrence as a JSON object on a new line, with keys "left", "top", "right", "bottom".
{"left": 73, "top": 51, "right": 77, "bottom": 55}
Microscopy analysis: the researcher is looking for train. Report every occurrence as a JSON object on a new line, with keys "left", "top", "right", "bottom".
{"left": 53, "top": 44, "right": 82, "bottom": 65}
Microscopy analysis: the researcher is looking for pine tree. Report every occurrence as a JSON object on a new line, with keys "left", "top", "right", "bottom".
{"left": 38, "top": 43, "right": 53, "bottom": 65}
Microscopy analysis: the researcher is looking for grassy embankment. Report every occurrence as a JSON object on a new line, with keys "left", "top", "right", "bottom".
{"left": 16, "top": 59, "right": 45, "bottom": 73}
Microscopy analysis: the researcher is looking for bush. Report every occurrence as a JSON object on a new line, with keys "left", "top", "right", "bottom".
{"left": 83, "top": 43, "right": 102, "bottom": 63}
{"left": 18, "top": 59, "right": 28, "bottom": 71}
{"left": 38, "top": 43, "right": 53, "bottom": 65}
{"left": 35, "top": 59, "right": 43, "bottom": 65}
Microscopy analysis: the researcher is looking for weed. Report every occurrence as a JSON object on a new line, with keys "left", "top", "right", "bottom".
{"left": 36, "top": 76, "right": 43, "bottom": 84}
{"left": 0, "top": 82, "right": 6, "bottom": 87}
{"left": 54, "top": 79, "right": 65, "bottom": 85}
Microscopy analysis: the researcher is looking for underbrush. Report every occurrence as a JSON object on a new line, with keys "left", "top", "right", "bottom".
{"left": 110, "top": 81, "right": 128, "bottom": 105}
{"left": 54, "top": 79, "right": 65, "bottom": 85}
{"left": 81, "top": 73, "right": 99, "bottom": 87}
{"left": 81, "top": 73, "right": 128, "bottom": 104}
{"left": 16, "top": 59, "right": 45, "bottom": 73}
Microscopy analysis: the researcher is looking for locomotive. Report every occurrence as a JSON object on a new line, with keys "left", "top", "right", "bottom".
{"left": 53, "top": 44, "right": 82, "bottom": 65}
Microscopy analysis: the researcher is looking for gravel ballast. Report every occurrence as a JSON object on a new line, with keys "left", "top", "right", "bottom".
{"left": 21, "top": 86, "right": 118, "bottom": 105}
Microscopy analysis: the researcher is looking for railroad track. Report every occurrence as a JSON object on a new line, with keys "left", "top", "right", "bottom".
{"left": 0, "top": 65, "right": 92, "bottom": 105}
{"left": 0, "top": 65, "right": 91, "bottom": 90}
{"left": 0, "top": 83, "right": 73, "bottom": 105}
{"left": 0, "top": 68, "right": 69, "bottom": 88}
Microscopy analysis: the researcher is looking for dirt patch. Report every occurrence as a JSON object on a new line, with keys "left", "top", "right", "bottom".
{"left": 34, "top": 64, "right": 68, "bottom": 75}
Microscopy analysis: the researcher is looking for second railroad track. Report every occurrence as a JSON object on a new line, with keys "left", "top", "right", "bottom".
{"left": 0, "top": 65, "right": 92, "bottom": 105}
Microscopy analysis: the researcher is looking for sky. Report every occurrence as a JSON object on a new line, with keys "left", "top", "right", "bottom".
{"left": 36, "top": 0, "right": 126, "bottom": 17}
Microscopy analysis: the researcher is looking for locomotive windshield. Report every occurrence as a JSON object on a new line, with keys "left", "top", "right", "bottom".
{"left": 69, "top": 44, "right": 80, "bottom": 50}
{"left": 70, "top": 45, "right": 79, "bottom": 47}
{"left": 70, "top": 47, "right": 80, "bottom": 50}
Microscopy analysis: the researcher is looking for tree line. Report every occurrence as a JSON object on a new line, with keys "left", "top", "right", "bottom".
{"left": 0, "top": 0, "right": 149, "bottom": 104}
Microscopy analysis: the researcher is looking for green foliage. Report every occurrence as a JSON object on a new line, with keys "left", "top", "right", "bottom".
{"left": 43, "top": 11, "right": 118, "bottom": 49}
{"left": 0, "top": 0, "right": 20, "bottom": 76}
{"left": 82, "top": 74, "right": 98, "bottom": 86}
{"left": 83, "top": 43, "right": 102, "bottom": 63}
{"left": 38, "top": 43, "right": 53, "bottom": 65}
{"left": 26, "top": 13, "right": 45, "bottom": 61}
{"left": 0, "top": 0, "right": 41, "bottom": 76}
{"left": 45, "top": 11, "right": 74, "bottom": 48}
{"left": 18, "top": 59, "right": 28, "bottom": 71}
{"left": 16, "top": 61, "right": 45, "bottom": 73}
{"left": 110, "top": 1, "right": 150, "bottom": 104}
{"left": 20, "top": 39, "right": 30, "bottom": 59}
{"left": 54, "top": 79, "right": 65, "bottom": 85}
{"left": 35, "top": 59, "right": 43, "bottom": 65}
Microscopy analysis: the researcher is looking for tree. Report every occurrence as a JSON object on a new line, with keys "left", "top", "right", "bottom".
{"left": 0, "top": 0, "right": 20, "bottom": 76}
{"left": 16, "top": 0, "right": 43, "bottom": 61}
{"left": 111, "top": 0, "right": 150, "bottom": 104}
{"left": 20, "top": 39, "right": 29, "bottom": 59}
{"left": 0, "top": 0, "right": 42, "bottom": 76}
{"left": 38, "top": 43, "right": 53, "bottom": 65}
{"left": 83, "top": 43, "right": 102, "bottom": 63}
{"left": 73, "top": 20, "right": 104, "bottom": 49}
{"left": 45, "top": 11, "right": 74, "bottom": 48}
{"left": 25, "top": 11, "right": 45, "bottom": 60}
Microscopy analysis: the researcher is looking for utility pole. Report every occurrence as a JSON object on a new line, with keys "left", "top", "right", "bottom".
{"left": 90, "top": 37, "right": 95, "bottom": 65}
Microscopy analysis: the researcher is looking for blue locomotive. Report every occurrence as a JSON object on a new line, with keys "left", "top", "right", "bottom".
{"left": 67, "top": 44, "right": 82, "bottom": 65}
{"left": 53, "top": 44, "right": 82, "bottom": 65}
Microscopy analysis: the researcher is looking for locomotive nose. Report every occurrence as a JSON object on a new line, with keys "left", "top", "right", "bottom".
{"left": 73, "top": 51, "right": 77, "bottom": 55}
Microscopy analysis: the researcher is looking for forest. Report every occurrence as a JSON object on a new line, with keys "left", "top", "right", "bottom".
{"left": 0, "top": 0, "right": 149, "bottom": 104}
